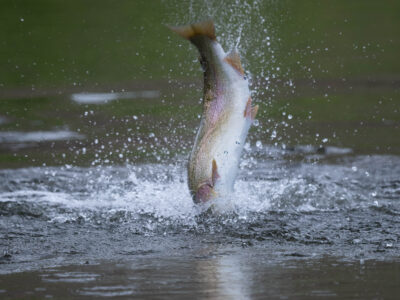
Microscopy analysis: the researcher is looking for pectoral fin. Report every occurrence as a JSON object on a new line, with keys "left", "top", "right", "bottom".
{"left": 251, "top": 105, "right": 259, "bottom": 120}
{"left": 244, "top": 97, "right": 259, "bottom": 120}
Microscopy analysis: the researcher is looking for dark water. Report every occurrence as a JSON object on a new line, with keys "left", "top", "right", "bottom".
{"left": 1, "top": 149, "right": 400, "bottom": 298}
{"left": 1, "top": 253, "right": 399, "bottom": 299}
{"left": 1, "top": 0, "right": 400, "bottom": 298}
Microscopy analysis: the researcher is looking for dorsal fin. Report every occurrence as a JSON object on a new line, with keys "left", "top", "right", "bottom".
{"left": 224, "top": 49, "right": 244, "bottom": 75}
{"left": 168, "top": 19, "right": 216, "bottom": 41}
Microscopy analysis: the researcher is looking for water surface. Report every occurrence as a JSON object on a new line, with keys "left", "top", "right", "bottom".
{"left": 1, "top": 150, "right": 399, "bottom": 298}
{"left": 1, "top": 0, "right": 399, "bottom": 299}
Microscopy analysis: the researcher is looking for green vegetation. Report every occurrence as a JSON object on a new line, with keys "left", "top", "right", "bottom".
{"left": 0, "top": 0, "right": 170, "bottom": 89}
{"left": 0, "top": 1, "right": 399, "bottom": 168}
{"left": 0, "top": 97, "right": 65, "bottom": 130}
{"left": 275, "top": 1, "right": 400, "bottom": 79}
{"left": 261, "top": 92, "right": 400, "bottom": 123}
{"left": 1, "top": 1, "right": 399, "bottom": 89}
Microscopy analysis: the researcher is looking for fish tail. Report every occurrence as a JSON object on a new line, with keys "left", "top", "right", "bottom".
{"left": 168, "top": 19, "right": 216, "bottom": 42}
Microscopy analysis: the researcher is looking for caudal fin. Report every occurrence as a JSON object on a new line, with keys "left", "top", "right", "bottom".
{"left": 168, "top": 19, "right": 216, "bottom": 41}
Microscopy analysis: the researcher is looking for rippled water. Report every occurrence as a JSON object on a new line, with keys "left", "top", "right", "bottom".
{"left": 1, "top": 149, "right": 399, "bottom": 262}
{"left": 0, "top": 147, "right": 399, "bottom": 298}
{"left": 1, "top": 1, "right": 399, "bottom": 298}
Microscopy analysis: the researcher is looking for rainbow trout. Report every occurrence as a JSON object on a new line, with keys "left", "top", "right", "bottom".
{"left": 170, "top": 20, "right": 258, "bottom": 203}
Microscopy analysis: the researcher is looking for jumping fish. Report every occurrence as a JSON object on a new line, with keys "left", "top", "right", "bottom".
{"left": 169, "top": 20, "right": 258, "bottom": 204}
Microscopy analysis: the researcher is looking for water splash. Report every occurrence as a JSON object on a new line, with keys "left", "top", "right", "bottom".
{"left": 163, "top": 0, "right": 294, "bottom": 162}
{"left": 1, "top": 152, "right": 399, "bottom": 228}
{"left": 1, "top": 153, "right": 399, "bottom": 275}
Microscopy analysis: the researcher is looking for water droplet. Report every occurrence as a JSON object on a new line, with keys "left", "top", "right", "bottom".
{"left": 385, "top": 242, "right": 393, "bottom": 248}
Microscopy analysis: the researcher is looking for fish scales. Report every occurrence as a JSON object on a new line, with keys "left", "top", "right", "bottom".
{"left": 169, "top": 20, "right": 258, "bottom": 204}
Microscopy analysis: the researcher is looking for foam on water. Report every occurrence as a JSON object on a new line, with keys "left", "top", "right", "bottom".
{"left": 164, "top": 0, "right": 299, "bottom": 164}
{"left": 1, "top": 150, "right": 399, "bottom": 228}
{"left": 0, "top": 130, "right": 85, "bottom": 143}
{"left": 77, "top": 286, "right": 135, "bottom": 297}
{"left": 71, "top": 91, "right": 160, "bottom": 104}
{"left": 1, "top": 151, "right": 399, "bottom": 275}
{"left": 41, "top": 272, "right": 100, "bottom": 283}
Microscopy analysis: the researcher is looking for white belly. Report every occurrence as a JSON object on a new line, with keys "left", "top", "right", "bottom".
{"left": 211, "top": 109, "right": 252, "bottom": 195}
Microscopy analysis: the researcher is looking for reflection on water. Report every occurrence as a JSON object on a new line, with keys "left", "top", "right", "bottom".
{"left": 0, "top": 247, "right": 399, "bottom": 299}
{"left": 0, "top": 100, "right": 399, "bottom": 297}
{"left": 0, "top": 0, "right": 399, "bottom": 298}
{"left": 71, "top": 90, "right": 160, "bottom": 104}
{"left": 0, "top": 117, "right": 8, "bottom": 125}
{"left": 0, "top": 130, "right": 84, "bottom": 143}
{"left": 215, "top": 254, "right": 251, "bottom": 299}
{"left": 0, "top": 152, "right": 399, "bottom": 276}
{"left": 41, "top": 272, "right": 100, "bottom": 283}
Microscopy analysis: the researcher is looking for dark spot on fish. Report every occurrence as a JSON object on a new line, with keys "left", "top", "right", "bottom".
{"left": 199, "top": 55, "right": 207, "bottom": 72}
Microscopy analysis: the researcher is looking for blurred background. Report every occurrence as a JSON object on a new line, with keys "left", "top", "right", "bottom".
{"left": 1, "top": 2, "right": 400, "bottom": 295}
{"left": 0, "top": 0, "right": 399, "bottom": 168}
